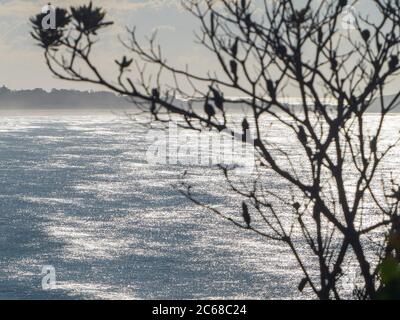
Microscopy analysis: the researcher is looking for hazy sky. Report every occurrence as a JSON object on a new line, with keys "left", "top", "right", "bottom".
{"left": 0, "top": 0, "right": 210, "bottom": 91}
{"left": 0, "top": 0, "right": 395, "bottom": 96}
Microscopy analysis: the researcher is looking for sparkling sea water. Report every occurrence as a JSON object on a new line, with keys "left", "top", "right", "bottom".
{"left": 0, "top": 110, "right": 399, "bottom": 299}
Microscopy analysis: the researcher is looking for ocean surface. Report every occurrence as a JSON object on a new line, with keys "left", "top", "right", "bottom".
{"left": 0, "top": 111, "right": 399, "bottom": 300}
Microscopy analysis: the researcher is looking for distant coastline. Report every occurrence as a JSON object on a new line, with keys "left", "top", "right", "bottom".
{"left": 0, "top": 86, "right": 399, "bottom": 112}
{"left": 0, "top": 86, "right": 134, "bottom": 109}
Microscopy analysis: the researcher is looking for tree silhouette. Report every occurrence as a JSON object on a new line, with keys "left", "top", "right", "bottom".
{"left": 31, "top": 0, "right": 400, "bottom": 299}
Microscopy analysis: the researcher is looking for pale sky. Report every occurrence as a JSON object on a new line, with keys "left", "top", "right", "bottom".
{"left": 0, "top": 0, "right": 212, "bottom": 91}
{"left": 0, "top": 0, "right": 397, "bottom": 96}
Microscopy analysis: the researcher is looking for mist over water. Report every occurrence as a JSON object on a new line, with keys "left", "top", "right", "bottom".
{"left": 0, "top": 110, "right": 399, "bottom": 299}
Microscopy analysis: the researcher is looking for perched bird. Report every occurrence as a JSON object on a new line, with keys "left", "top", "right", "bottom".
{"left": 209, "top": 86, "right": 224, "bottom": 110}
{"left": 293, "top": 202, "right": 300, "bottom": 211}
{"left": 298, "top": 278, "right": 308, "bottom": 292}
{"left": 151, "top": 88, "right": 160, "bottom": 100}
{"left": 244, "top": 13, "right": 252, "bottom": 29}
{"left": 331, "top": 58, "right": 338, "bottom": 71}
{"left": 115, "top": 55, "right": 132, "bottom": 72}
{"left": 242, "top": 117, "right": 250, "bottom": 142}
{"left": 276, "top": 44, "right": 287, "bottom": 57}
{"left": 242, "top": 117, "right": 250, "bottom": 133}
{"left": 349, "top": 95, "right": 358, "bottom": 112}
{"left": 339, "top": 0, "right": 348, "bottom": 8}
{"left": 210, "top": 12, "right": 215, "bottom": 37}
{"left": 289, "top": 13, "right": 297, "bottom": 24}
{"left": 330, "top": 51, "right": 338, "bottom": 71}
{"left": 266, "top": 79, "right": 276, "bottom": 100}
{"left": 389, "top": 55, "right": 399, "bottom": 71}
{"left": 361, "top": 29, "right": 371, "bottom": 42}
{"left": 204, "top": 96, "right": 216, "bottom": 121}
{"left": 297, "top": 126, "right": 307, "bottom": 145}
{"left": 230, "top": 60, "right": 238, "bottom": 83}
{"left": 317, "top": 27, "right": 323, "bottom": 43}
{"left": 151, "top": 88, "right": 159, "bottom": 114}
{"left": 231, "top": 37, "right": 239, "bottom": 58}
{"left": 370, "top": 137, "right": 377, "bottom": 153}
{"left": 295, "top": 8, "right": 308, "bottom": 24}
{"left": 242, "top": 202, "right": 251, "bottom": 228}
